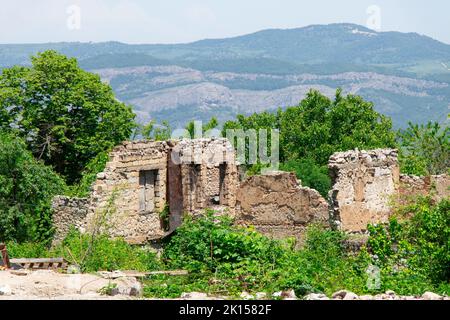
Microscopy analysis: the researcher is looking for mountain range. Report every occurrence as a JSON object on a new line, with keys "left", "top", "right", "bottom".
{"left": 1, "top": 23, "right": 449, "bottom": 128}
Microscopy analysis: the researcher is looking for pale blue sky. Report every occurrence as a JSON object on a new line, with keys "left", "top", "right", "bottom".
{"left": 0, "top": 0, "right": 449, "bottom": 44}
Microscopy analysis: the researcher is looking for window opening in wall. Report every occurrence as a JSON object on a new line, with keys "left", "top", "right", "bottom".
{"left": 219, "top": 163, "right": 227, "bottom": 205}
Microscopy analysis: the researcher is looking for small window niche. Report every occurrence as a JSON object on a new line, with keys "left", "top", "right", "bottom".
{"left": 139, "top": 169, "right": 159, "bottom": 212}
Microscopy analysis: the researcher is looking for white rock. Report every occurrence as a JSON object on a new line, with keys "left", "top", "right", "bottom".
{"left": 401, "top": 296, "right": 417, "bottom": 300}
{"left": 0, "top": 285, "right": 12, "bottom": 296}
{"left": 282, "top": 289, "right": 297, "bottom": 300}
{"left": 272, "top": 291, "right": 283, "bottom": 298}
{"left": 240, "top": 291, "right": 255, "bottom": 300}
{"left": 96, "top": 172, "right": 106, "bottom": 180}
{"left": 422, "top": 292, "right": 442, "bottom": 300}
{"left": 128, "top": 282, "right": 142, "bottom": 297}
{"left": 304, "top": 293, "right": 329, "bottom": 300}
{"left": 385, "top": 290, "right": 396, "bottom": 296}
{"left": 67, "top": 265, "right": 81, "bottom": 275}
{"left": 332, "top": 290, "right": 349, "bottom": 299}
{"left": 343, "top": 292, "right": 359, "bottom": 300}
{"left": 332, "top": 290, "right": 359, "bottom": 300}
{"left": 255, "top": 292, "right": 267, "bottom": 300}
{"left": 181, "top": 292, "right": 208, "bottom": 300}
{"left": 359, "top": 295, "right": 374, "bottom": 300}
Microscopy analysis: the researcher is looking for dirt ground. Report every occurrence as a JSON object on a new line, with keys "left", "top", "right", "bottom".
{"left": 0, "top": 269, "right": 141, "bottom": 300}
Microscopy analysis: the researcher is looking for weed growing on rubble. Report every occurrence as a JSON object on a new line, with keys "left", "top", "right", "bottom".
{"left": 366, "top": 197, "right": 450, "bottom": 295}
{"left": 142, "top": 199, "right": 450, "bottom": 298}
{"left": 7, "top": 199, "right": 449, "bottom": 298}
{"left": 7, "top": 229, "right": 162, "bottom": 273}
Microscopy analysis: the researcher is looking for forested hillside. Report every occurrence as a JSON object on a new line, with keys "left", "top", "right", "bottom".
{"left": 1, "top": 23, "right": 450, "bottom": 128}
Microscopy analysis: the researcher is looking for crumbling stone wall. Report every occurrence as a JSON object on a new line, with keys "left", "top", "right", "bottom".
{"left": 83, "top": 140, "right": 172, "bottom": 244}
{"left": 328, "top": 149, "right": 400, "bottom": 232}
{"left": 328, "top": 149, "right": 449, "bottom": 233}
{"left": 52, "top": 138, "right": 239, "bottom": 244}
{"left": 172, "top": 139, "right": 239, "bottom": 215}
{"left": 399, "top": 174, "right": 450, "bottom": 202}
{"left": 52, "top": 196, "right": 89, "bottom": 243}
{"left": 53, "top": 141, "right": 448, "bottom": 245}
{"left": 235, "top": 171, "right": 329, "bottom": 243}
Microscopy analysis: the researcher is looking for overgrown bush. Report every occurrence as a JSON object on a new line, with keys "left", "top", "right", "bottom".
{"left": 7, "top": 229, "right": 162, "bottom": 273}
{"left": 280, "top": 158, "right": 331, "bottom": 197}
{"left": 367, "top": 197, "right": 450, "bottom": 295}
{"left": 6, "top": 241, "right": 52, "bottom": 259}
{"left": 156, "top": 212, "right": 370, "bottom": 297}
{"left": 0, "top": 131, "right": 66, "bottom": 243}
{"left": 269, "top": 226, "right": 369, "bottom": 296}
{"left": 147, "top": 204, "right": 450, "bottom": 298}
{"left": 163, "top": 210, "right": 285, "bottom": 272}
{"left": 53, "top": 229, "right": 162, "bottom": 272}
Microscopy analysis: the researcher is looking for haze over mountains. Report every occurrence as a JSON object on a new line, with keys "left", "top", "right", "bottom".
{"left": 1, "top": 23, "right": 449, "bottom": 128}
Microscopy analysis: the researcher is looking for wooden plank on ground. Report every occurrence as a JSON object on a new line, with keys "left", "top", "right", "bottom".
{"left": 100, "top": 270, "right": 189, "bottom": 279}
{"left": 146, "top": 270, "right": 189, "bottom": 276}
{"left": 10, "top": 258, "right": 66, "bottom": 264}
{"left": 9, "top": 258, "right": 68, "bottom": 270}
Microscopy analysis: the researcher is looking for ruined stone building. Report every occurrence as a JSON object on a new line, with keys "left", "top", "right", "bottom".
{"left": 328, "top": 149, "right": 449, "bottom": 233}
{"left": 53, "top": 138, "right": 239, "bottom": 244}
{"left": 235, "top": 172, "right": 329, "bottom": 242}
{"left": 53, "top": 141, "right": 449, "bottom": 245}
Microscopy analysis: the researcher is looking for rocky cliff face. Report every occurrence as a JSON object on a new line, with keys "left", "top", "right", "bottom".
{"left": 93, "top": 66, "right": 449, "bottom": 128}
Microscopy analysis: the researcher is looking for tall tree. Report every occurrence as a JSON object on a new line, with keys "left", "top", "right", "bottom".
{"left": 0, "top": 51, "right": 136, "bottom": 184}
{"left": 0, "top": 131, "right": 66, "bottom": 242}
{"left": 223, "top": 89, "right": 396, "bottom": 167}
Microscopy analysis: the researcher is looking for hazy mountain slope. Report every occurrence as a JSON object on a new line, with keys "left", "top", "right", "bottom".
{"left": 1, "top": 23, "right": 449, "bottom": 128}
{"left": 92, "top": 66, "right": 448, "bottom": 127}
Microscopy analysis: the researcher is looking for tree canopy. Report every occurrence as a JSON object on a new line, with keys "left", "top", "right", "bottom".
{"left": 223, "top": 89, "right": 396, "bottom": 167}
{"left": 397, "top": 121, "right": 449, "bottom": 176}
{"left": 0, "top": 131, "right": 66, "bottom": 242}
{"left": 0, "top": 50, "right": 136, "bottom": 184}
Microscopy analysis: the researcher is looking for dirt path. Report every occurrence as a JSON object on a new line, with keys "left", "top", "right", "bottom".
{"left": 0, "top": 270, "right": 141, "bottom": 300}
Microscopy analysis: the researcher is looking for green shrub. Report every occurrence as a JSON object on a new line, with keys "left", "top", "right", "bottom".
{"left": 163, "top": 210, "right": 284, "bottom": 272}
{"left": 159, "top": 213, "right": 372, "bottom": 297}
{"left": 53, "top": 229, "right": 161, "bottom": 272}
{"left": 366, "top": 197, "right": 450, "bottom": 294}
{"left": 0, "top": 131, "right": 66, "bottom": 243}
{"left": 396, "top": 197, "right": 449, "bottom": 284}
{"left": 280, "top": 158, "right": 331, "bottom": 197}
{"left": 5, "top": 241, "right": 52, "bottom": 259}
{"left": 273, "top": 226, "right": 369, "bottom": 296}
{"left": 7, "top": 229, "right": 162, "bottom": 273}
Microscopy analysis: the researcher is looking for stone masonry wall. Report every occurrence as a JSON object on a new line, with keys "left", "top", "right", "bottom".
{"left": 84, "top": 140, "right": 172, "bottom": 244}
{"left": 172, "top": 138, "right": 239, "bottom": 215}
{"left": 235, "top": 171, "right": 329, "bottom": 243}
{"left": 328, "top": 149, "right": 400, "bottom": 232}
{"left": 328, "top": 148, "right": 449, "bottom": 233}
{"left": 52, "top": 196, "right": 89, "bottom": 243}
{"left": 53, "top": 142, "right": 449, "bottom": 245}
{"left": 399, "top": 174, "right": 449, "bottom": 202}
{"left": 52, "top": 138, "right": 239, "bottom": 244}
